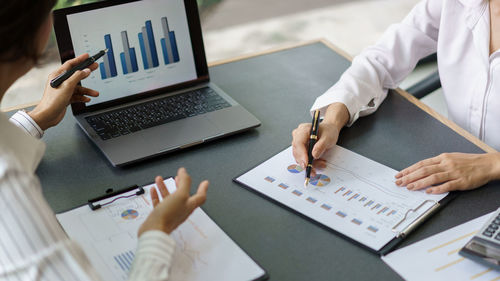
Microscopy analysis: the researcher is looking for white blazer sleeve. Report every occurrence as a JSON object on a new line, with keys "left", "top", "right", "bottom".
{"left": 312, "top": 0, "right": 442, "bottom": 126}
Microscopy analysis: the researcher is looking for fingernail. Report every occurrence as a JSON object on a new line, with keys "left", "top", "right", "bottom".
{"left": 407, "top": 184, "right": 414, "bottom": 190}
{"left": 395, "top": 173, "right": 401, "bottom": 178}
{"left": 83, "top": 68, "right": 91, "bottom": 75}
{"left": 395, "top": 180, "right": 402, "bottom": 186}
{"left": 426, "top": 189, "right": 432, "bottom": 194}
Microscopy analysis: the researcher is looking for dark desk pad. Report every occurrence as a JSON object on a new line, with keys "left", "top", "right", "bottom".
{"left": 35, "top": 42, "right": 500, "bottom": 280}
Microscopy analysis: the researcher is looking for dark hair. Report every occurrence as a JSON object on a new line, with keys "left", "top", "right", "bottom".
{"left": 0, "top": 0, "right": 57, "bottom": 63}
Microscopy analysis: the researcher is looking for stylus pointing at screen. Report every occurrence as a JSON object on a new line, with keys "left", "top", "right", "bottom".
{"left": 50, "top": 49, "right": 108, "bottom": 88}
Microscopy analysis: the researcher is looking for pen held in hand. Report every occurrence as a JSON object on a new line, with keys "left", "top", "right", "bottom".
{"left": 50, "top": 49, "right": 108, "bottom": 88}
{"left": 304, "top": 110, "right": 321, "bottom": 187}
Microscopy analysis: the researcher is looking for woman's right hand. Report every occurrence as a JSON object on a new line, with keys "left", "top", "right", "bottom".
{"left": 291, "top": 103, "right": 350, "bottom": 171}
{"left": 138, "top": 168, "right": 209, "bottom": 237}
{"left": 29, "top": 53, "right": 99, "bottom": 130}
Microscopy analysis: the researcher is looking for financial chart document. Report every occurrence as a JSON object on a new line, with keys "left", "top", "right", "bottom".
{"left": 236, "top": 146, "right": 447, "bottom": 251}
{"left": 56, "top": 178, "right": 265, "bottom": 281}
{"left": 382, "top": 213, "right": 500, "bottom": 281}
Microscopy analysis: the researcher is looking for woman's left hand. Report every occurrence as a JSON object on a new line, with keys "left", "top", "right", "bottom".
{"left": 28, "top": 53, "right": 99, "bottom": 130}
{"left": 395, "top": 152, "right": 500, "bottom": 194}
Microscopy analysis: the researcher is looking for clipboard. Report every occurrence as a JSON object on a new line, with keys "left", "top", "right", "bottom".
{"left": 233, "top": 145, "right": 458, "bottom": 255}
{"left": 56, "top": 178, "right": 269, "bottom": 281}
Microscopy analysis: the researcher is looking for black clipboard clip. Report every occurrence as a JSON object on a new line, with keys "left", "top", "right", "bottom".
{"left": 88, "top": 185, "right": 145, "bottom": 211}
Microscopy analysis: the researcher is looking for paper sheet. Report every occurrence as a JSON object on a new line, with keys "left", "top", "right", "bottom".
{"left": 236, "top": 146, "right": 447, "bottom": 251}
{"left": 382, "top": 213, "right": 500, "bottom": 281}
{"left": 56, "top": 178, "right": 265, "bottom": 281}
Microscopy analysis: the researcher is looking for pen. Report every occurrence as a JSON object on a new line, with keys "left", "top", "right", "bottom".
{"left": 50, "top": 49, "right": 108, "bottom": 88}
{"left": 305, "top": 110, "right": 321, "bottom": 187}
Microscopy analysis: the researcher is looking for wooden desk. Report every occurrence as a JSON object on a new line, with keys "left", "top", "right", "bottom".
{"left": 22, "top": 40, "right": 500, "bottom": 280}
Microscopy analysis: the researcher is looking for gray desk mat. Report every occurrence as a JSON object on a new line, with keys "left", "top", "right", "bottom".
{"left": 36, "top": 42, "right": 500, "bottom": 280}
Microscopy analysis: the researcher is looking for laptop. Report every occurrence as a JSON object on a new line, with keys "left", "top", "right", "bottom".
{"left": 53, "top": 0, "right": 260, "bottom": 166}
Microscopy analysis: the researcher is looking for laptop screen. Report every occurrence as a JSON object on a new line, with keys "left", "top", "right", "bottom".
{"left": 64, "top": 0, "right": 198, "bottom": 107}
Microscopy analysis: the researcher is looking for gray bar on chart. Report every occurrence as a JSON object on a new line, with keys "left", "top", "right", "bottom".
{"left": 142, "top": 27, "right": 153, "bottom": 68}
{"left": 121, "top": 31, "right": 133, "bottom": 73}
{"left": 161, "top": 17, "right": 174, "bottom": 64}
{"left": 103, "top": 53, "right": 112, "bottom": 78}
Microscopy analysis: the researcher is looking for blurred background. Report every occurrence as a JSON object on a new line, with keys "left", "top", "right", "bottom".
{"left": 2, "top": 0, "right": 445, "bottom": 116}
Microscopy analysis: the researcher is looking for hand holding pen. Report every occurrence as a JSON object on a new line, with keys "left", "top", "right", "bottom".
{"left": 50, "top": 49, "right": 108, "bottom": 88}
{"left": 28, "top": 53, "right": 101, "bottom": 130}
{"left": 305, "top": 110, "right": 321, "bottom": 187}
{"left": 292, "top": 103, "right": 350, "bottom": 185}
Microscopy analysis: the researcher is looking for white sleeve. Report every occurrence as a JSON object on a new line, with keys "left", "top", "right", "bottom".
{"left": 128, "top": 231, "right": 176, "bottom": 281}
{"left": 9, "top": 110, "right": 44, "bottom": 139}
{"left": 312, "top": 0, "right": 442, "bottom": 126}
{"left": 0, "top": 167, "right": 103, "bottom": 281}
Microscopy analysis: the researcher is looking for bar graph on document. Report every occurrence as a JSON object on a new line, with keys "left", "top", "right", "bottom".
{"left": 382, "top": 213, "right": 500, "bottom": 281}
{"left": 236, "top": 146, "right": 447, "bottom": 251}
{"left": 56, "top": 178, "right": 266, "bottom": 281}
{"left": 65, "top": 192, "right": 152, "bottom": 280}
{"left": 114, "top": 251, "right": 135, "bottom": 273}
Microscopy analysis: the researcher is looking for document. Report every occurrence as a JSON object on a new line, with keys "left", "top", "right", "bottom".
{"left": 56, "top": 178, "right": 266, "bottom": 281}
{"left": 382, "top": 213, "right": 500, "bottom": 281}
{"left": 235, "top": 146, "right": 447, "bottom": 251}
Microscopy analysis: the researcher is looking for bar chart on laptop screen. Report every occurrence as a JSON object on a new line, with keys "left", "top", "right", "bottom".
{"left": 66, "top": 0, "right": 197, "bottom": 106}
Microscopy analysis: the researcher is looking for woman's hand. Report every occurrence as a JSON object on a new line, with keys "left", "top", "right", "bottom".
{"left": 138, "top": 168, "right": 209, "bottom": 237}
{"left": 395, "top": 153, "right": 500, "bottom": 194}
{"left": 291, "top": 103, "right": 349, "bottom": 173}
{"left": 28, "top": 53, "right": 99, "bottom": 130}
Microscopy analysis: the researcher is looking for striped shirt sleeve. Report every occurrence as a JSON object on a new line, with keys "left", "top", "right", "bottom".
{"left": 0, "top": 167, "right": 102, "bottom": 281}
{"left": 128, "top": 231, "right": 176, "bottom": 281}
{"left": 0, "top": 166, "right": 176, "bottom": 281}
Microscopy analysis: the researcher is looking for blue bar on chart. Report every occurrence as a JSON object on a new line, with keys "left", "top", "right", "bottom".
{"left": 364, "top": 200, "right": 374, "bottom": 207}
{"left": 120, "top": 31, "right": 139, "bottom": 74}
{"left": 113, "top": 250, "right": 135, "bottom": 272}
{"left": 138, "top": 20, "right": 159, "bottom": 69}
{"left": 320, "top": 204, "right": 332, "bottom": 211}
{"left": 378, "top": 207, "right": 389, "bottom": 215}
{"left": 335, "top": 187, "right": 346, "bottom": 194}
{"left": 348, "top": 193, "right": 359, "bottom": 201}
{"left": 336, "top": 211, "right": 347, "bottom": 218}
{"left": 351, "top": 218, "right": 363, "bottom": 225}
{"left": 278, "top": 183, "right": 289, "bottom": 189}
{"left": 264, "top": 176, "right": 275, "bottom": 183}
{"left": 306, "top": 197, "right": 317, "bottom": 204}
{"left": 160, "top": 17, "right": 180, "bottom": 64}
{"left": 99, "top": 34, "right": 118, "bottom": 80}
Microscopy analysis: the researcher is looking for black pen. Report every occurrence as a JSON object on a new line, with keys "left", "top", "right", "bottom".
{"left": 305, "top": 110, "right": 320, "bottom": 187}
{"left": 50, "top": 49, "right": 108, "bottom": 88}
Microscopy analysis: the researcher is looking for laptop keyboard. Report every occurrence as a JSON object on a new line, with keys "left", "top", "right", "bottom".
{"left": 85, "top": 87, "right": 231, "bottom": 140}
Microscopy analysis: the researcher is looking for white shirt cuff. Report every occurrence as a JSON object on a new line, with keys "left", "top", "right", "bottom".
{"left": 310, "top": 88, "right": 360, "bottom": 127}
{"left": 9, "top": 111, "right": 44, "bottom": 139}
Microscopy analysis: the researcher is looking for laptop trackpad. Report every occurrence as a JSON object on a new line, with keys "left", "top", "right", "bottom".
{"left": 141, "top": 115, "right": 220, "bottom": 152}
